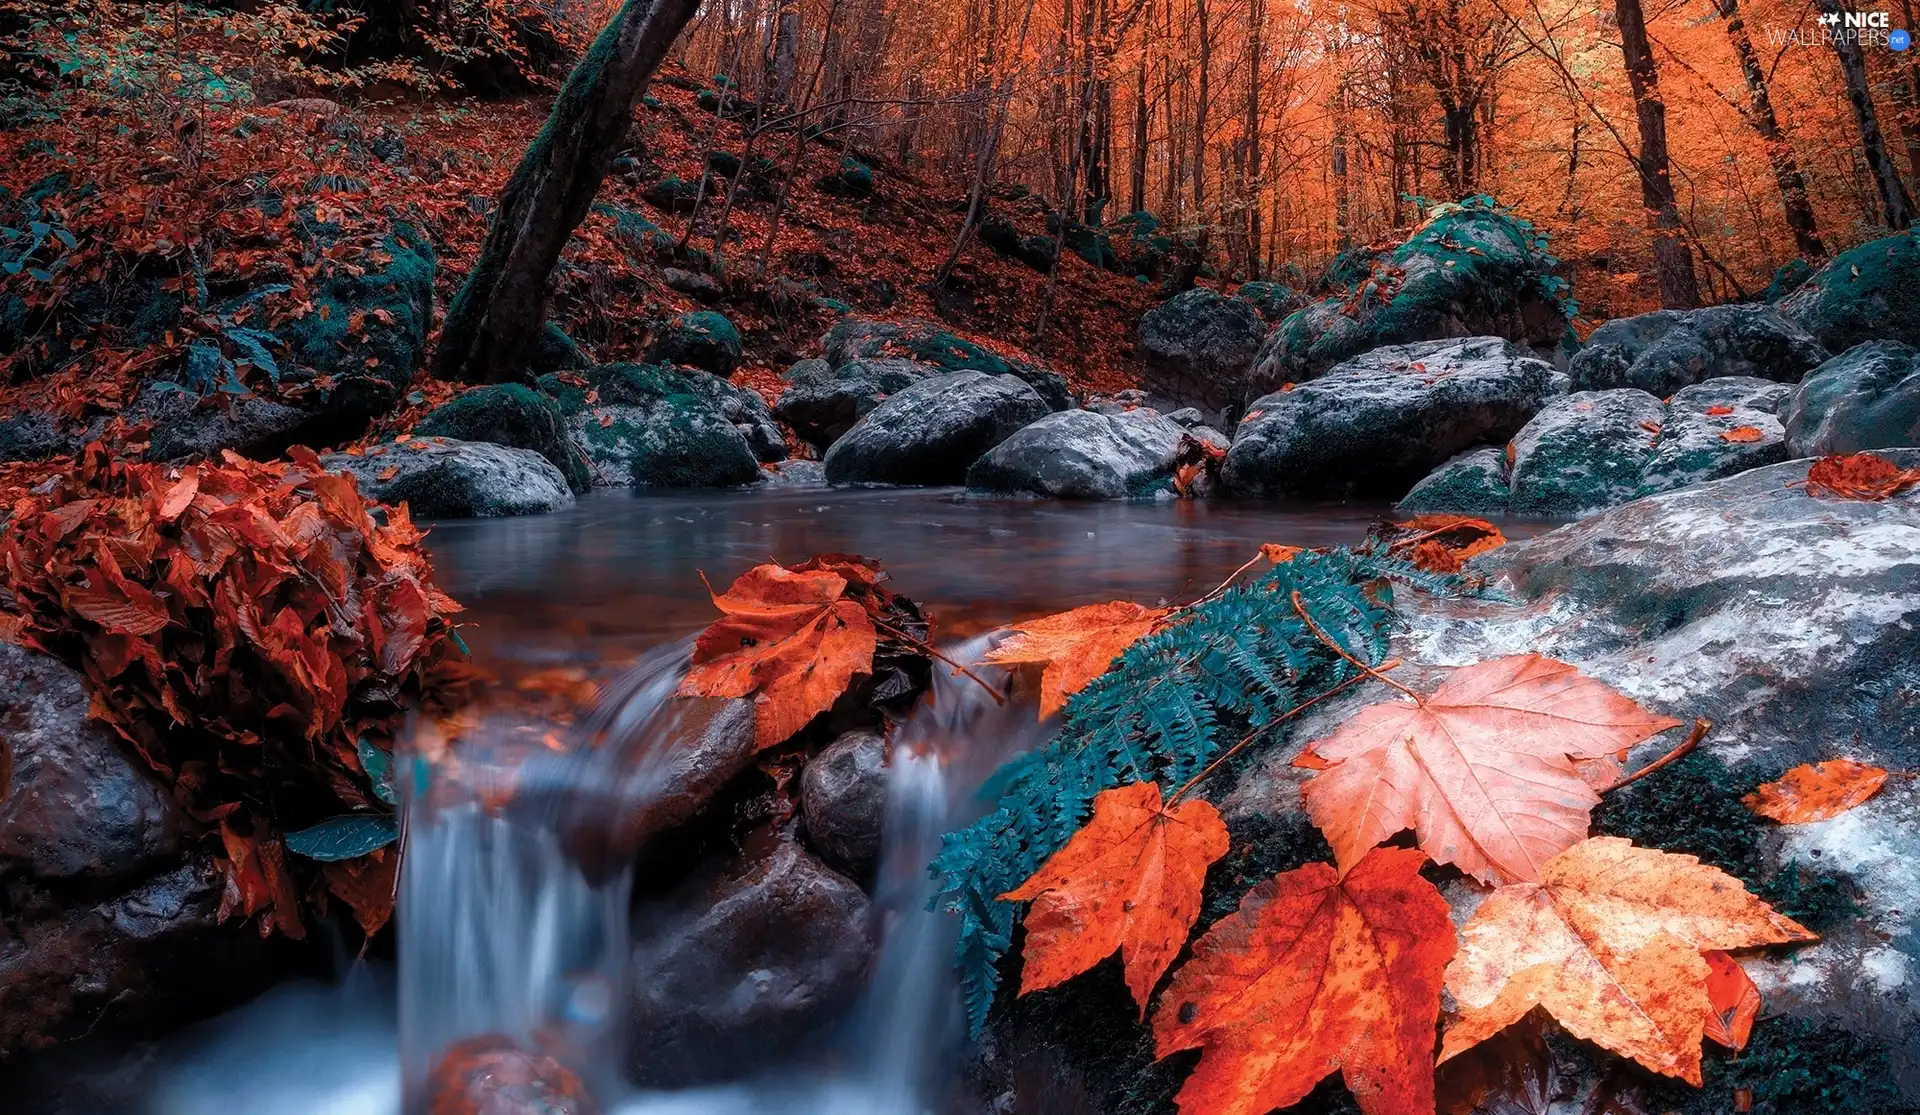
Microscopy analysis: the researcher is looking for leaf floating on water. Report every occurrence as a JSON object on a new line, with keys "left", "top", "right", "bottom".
{"left": 1001, "top": 781, "right": 1229, "bottom": 1013}
{"left": 1298, "top": 654, "right": 1682, "bottom": 885}
{"left": 1152, "top": 847, "right": 1455, "bottom": 1115}
{"left": 1440, "top": 837, "right": 1815, "bottom": 1084}
{"left": 981, "top": 600, "right": 1169, "bottom": 720}
{"left": 1742, "top": 759, "right": 1889, "bottom": 823}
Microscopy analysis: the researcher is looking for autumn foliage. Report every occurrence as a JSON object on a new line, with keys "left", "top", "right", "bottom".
{"left": 1803, "top": 452, "right": 1920, "bottom": 501}
{"left": 1742, "top": 759, "right": 1890, "bottom": 823}
{"left": 0, "top": 443, "right": 467, "bottom": 936}
{"left": 982, "top": 600, "right": 1171, "bottom": 720}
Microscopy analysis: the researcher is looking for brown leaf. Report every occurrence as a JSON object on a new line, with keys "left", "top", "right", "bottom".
{"left": 1803, "top": 452, "right": 1920, "bottom": 500}
{"left": 1742, "top": 759, "right": 1889, "bottom": 823}
{"left": 981, "top": 600, "right": 1168, "bottom": 720}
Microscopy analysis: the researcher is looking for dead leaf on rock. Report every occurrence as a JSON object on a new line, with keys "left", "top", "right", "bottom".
{"left": 1742, "top": 759, "right": 1889, "bottom": 823}
{"left": 981, "top": 600, "right": 1168, "bottom": 720}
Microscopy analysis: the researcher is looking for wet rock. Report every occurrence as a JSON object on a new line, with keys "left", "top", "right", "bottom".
{"left": 540, "top": 364, "right": 761, "bottom": 489}
{"left": 801, "top": 730, "right": 887, "bottom": 877}
{"left": 822, "top": 371, "right": 1051, "bottom": 486}
{"left": 1223, "top": 336, "right": 1564, "bottom": 500}
{"left": 1570, "top": 304, "right": 1829, "bottom": 396}
{"left": 966, "top": 408, "right": 1189, "bottom": 500}
{"left": 775, "top": 357, "right": 932, "bottom": 451}
{"left": 822, "top": 317, "right": 1071, "bottom": 412}
{"left": 1136, "top": 288, "right": 1268, "bottom": 417}
{"left": 625, "top": 839, "right": 875, "bottom": 1087}
{"left": 1784, "top": 341, "right": 1920, "bottom": 456}
{"left": 322, "top": 438, "right": 574, "bottom": 518}
{"left": 0, "top": 643, "right": 182, "bottom": 882}
{"left": 414, "top": 383, "right": 593, "bottom": 494}
{"left": 1253, "top": 200, "right": 1567, "bottom": 385}
{"left": 1506, "top": 389, "right": 1665, "bottom": 515}
{"left": 1398, "top": 445, "right": 1511, "bottom": 515}
{"left": 1636, "top": 377, "right": 1791, "bottom": 496}
{"left": 1778, "top": 228, "right": 1920, "bottom": 351}
{"left": 427, "top": 1037, "right": 599, "bottom": 1115}
{"left": 647, "top": 310, "right": 742, "bottom": 376}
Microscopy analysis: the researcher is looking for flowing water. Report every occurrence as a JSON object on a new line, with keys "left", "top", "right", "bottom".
{"left": 23, "top": 486, "right": 1551, "bottom": 1114}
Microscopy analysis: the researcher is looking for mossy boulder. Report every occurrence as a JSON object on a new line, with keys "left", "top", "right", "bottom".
{"left": 529, "top": 321, "right": 589, "bottom": 377}
{"left": 818, "top": 157, "right": 874, "bottom": 199}
{"left": 641, "top": 175, "right": 704, "bottom": 215}
{"left": 822, "top": 317, "right": 1071, "bottom": 411}
{"left": 1254, "top": 199, "right": 1568, "bottom": 385}
{"left": 541, "top": 363, "right": 760, "bottom": 488}
{"left": 1778, "top": 229, "right": 1920, "bottom": 351}
{"left": 414, "top": 384, "right": 593, "bottom": 494}
{"left": 274, "top": 219, "right": 435, "bottom": 426}
{"left": 1783, "top": 341, "right": 1920, "bottom": 456}
{"left": 649, "top": 310, "right": 743, "bottom": 375}
{"left": 599, "top": 202, "right": 679, "bottom": 259}
{"left": 321, "top": 439, "right": 574, "bottom": 519}
{"left": 1404, "top": 377, "right": 1792, "bottom": 515}
{"left": 680, "top": 368, "right": 785, "bottom": 462}
{"left": 1571, "top": 304, "right": 1829, "bottom": 396}
{"left": 1232, "top": 280, "right": 1307, "bottom": 323}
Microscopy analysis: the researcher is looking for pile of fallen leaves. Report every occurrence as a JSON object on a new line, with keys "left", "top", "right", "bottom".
{"left": 678, "top": 553, "right": 930, "bottom": 751}
{"left": 0, "top": 443, "right": 472, "bottom": 938}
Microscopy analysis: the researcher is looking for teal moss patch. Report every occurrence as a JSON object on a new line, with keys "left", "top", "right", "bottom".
{"left": 1588, "top": 753, "right": 1860, "bottom": 930}
{"left": 1643, "top": 1016, "right": 1909, "bottom": 1115}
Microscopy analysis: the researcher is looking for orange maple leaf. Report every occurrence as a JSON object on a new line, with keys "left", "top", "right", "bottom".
{"left": 981, "top": 600, "right": 1169, "bottom": 719}
{"left": 1001, "top": 781, "right": 1230, "bottom": 1013}
{"left": 1803, "top": 453, "right": 1920, "bottom": 500}
{"left": 1741, "top": 759, "right": 1889, "bottom": 823}
{"left": 1720, "top": 425, "right": 1764, "bottom": 443}
{"left": 1390, "top": 515, "right": 1506, "bottom": 574}
{"left": 678, "top": 562, "right": 878, "bottom": 749}
{"left": 1701, "top": 950, "right": 1760, "bottom": 1051}
{"left": 1440, "top": 837, "right": 1814, "bottom": 1084}
{"left": 1152, "top": 847, "right": 1455, "bottom": 1115}
{"left": 1297, "top": 654, "right": 1682, "bottom": 885}
{"left": 1704, "top": 404, "right": 1735, "bottom": 416}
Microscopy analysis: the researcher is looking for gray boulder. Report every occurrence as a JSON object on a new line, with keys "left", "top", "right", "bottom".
{"left": 682, "top": 370, "right": 785, "bottom": 463}
{"left": 539, "top": 363, "right": 762, "bottom": 489}
{"left": 966, "top": 409, "right": 1189, "bottom": 499}
{"left": 323, "top": 438, "right": 574, "bottom": 518}
{"left": 626, "top": 839, "right": 874, "bottom": 1086}
{"left": 1222, "top": 336, "right": 1564, "bottom": 499}
{"left": 822, "top": 317, "right": 1070, "bottom": 411}
{"left": 1637, "top": 377, "right": 1791, "bottom": 496}
{"left": 1252, "top": 200, "right": 1568, "bottom": 386}
{"left": 1507, "top": 390, "right": 1666, "bottom": 515}
{"left": 801, "top": 730, "right": 888, "bottom": 878}
{"left": 775, "top": 357, "right": 932, "bottom": 451}
{"left": 823, "top": 371, "right": 1050, "bottom": 486}
{"left": 1570, "top": 304, "right": 1829, "bottom": 396}
{"left": 134, "top": 387, "right": 319, "bottom": 463}
{"left": 1136, "top": 288, "right": 1269, "bottom": 416}
{"left": 1784, "top": 341, "right": 1920, "bottom": 456}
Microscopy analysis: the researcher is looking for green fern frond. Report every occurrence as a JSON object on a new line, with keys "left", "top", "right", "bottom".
{"left": 932, "top": 546, "right": 1458, "bottom": 1035}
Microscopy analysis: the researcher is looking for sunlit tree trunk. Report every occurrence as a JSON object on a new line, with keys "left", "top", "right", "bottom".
{"left": 1192, "top": 0, "right": 1211, "bottom": 248}
{"left": 1129, "top": 53, "right": 1150, "bottom": 213}
{"left": 1715, "top": 0, "right": 1824, "bottom": 257}
{"left": 437, "top": 0, "right": 701, "bottom": 384}
{"left": 1615, "top": 0, "right": 1701, "bottom": 308}
{"left": 1244, "top": 0, "right": 1263, "bottom": 277}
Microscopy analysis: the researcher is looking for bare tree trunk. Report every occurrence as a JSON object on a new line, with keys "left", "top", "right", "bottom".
{"left": 1615, "top": 0, "right": 1701, "bottom": 308}
{"left": 437, "top": 0, "right": 701, "bottom": 384}
{"left": 1129, "top": 51, "right": 1150, "bottom": 213}
{"left": 1821, "top": 0, "right": 1914, "bottom": 228}
{"left": 1244, "top": 0, "right": 1262, "bottom": 277}
{"left": 1037, "top": 0, "right": 1097, "bottom": 344}
{"left": 1331, "top": 37, "right": 1350, "bottom": 251}
{"left": 937, "top": 0, "right": 1041, "bottom": 284}
{"left": 1716, "top": 0, "right": 1824, "bottom": 257}
{"left": 767, "top": 0, "right": 799, "bottom": 105}
{"left": 1191, "top": 0, "right": 1211, "bottom": 248}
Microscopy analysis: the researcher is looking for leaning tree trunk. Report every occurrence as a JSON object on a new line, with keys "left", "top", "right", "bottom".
{"left": 1615, "top": 0, "right": 1702, "bottom": 308}
{"left": 1819, "top": 0, "right": 1915, "bottom": 229}
{"left": 436, "top": 0, "right": 701, "bottom": 385}
{"left": 1716, "top": 0, "right": 1824, "bottom": 258}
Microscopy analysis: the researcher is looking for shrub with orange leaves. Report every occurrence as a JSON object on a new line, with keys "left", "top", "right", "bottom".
{"left": 0, "top": 443, "right": 471, "bottom": 937}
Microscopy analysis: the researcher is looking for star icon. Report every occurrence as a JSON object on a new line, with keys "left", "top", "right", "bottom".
{"left": 1818, "top": 10, "right": 1842, "bottom": 23}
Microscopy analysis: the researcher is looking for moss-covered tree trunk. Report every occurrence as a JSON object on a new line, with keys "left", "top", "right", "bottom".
{"left": 436, "top": 0, "right": 700, "bottom": 385}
